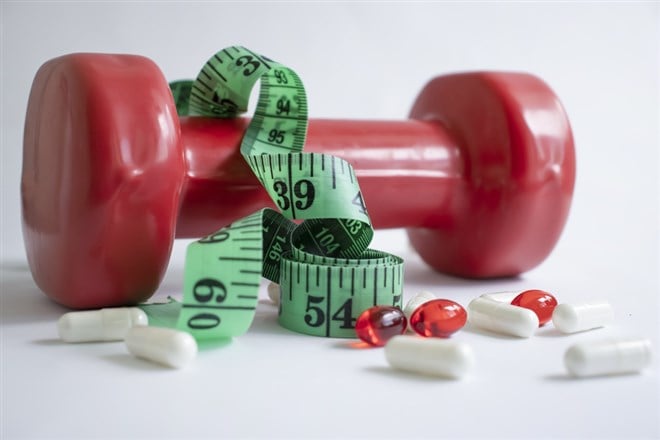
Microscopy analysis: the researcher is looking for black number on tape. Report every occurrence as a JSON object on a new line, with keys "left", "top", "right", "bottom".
{"left": 276, "top": 98, "right": 291, "bottom": 115}
{"left": 199, "top": 231, "right": 230, "bottom": 244}
{"left": 268, "top": 129, "right": 286, "bottom": 144}
{"left": 193, "top": 278, "right": 227, "bottom": 303}
{"left": 236, "top": 55, "right": 261, "bottom": 76}
{"left": 331, "top": 298, "right": 355, "bottom": 329}
{"left": 274, "top": 69, "right": 288, "bottom": 84}
{"left": 188, "top": 313, "right": 221, "bottom": 330}
{"left": 304, "top": 295, "right": 325, "bottom": 327}
{"left": 293, "top": 179, "right": 315, "bottom": 210}
{"left": 273, "top": 180, "right": 290, "bottom": 211}
{"left": 352, "top": 191, "right": 368, "bottom": 215}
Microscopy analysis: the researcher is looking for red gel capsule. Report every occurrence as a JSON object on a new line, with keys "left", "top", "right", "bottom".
{"left": 410, "top": 299, "right": 467, "bottom": 338}
{"left": 355, "top": 306, "right": 407, "bottom": 347}
{"left": 511, "top": 289, "right": 558, "bottom": 326}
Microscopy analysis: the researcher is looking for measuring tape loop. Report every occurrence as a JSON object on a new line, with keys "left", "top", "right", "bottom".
{"left": 144, "top": 46, "right": 403, "bottom": 340}
{"left": 279, "top": 249, "right": 403, "bottom": 337}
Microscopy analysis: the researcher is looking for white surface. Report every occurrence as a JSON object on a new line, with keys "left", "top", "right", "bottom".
{"left": 1, "top": 2, "right": 659, "bottom": 439}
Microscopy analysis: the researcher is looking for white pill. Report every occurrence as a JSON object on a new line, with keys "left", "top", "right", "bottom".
{"left": 267, "top": 282, "right": 280, "bottom": 305}
{"left": 58, "top": 307, "right": 148, "bottom": 342}
{"left": 479, "top": 291, "right": 520, "bottom": 303}
{"left": 467, "top": 297, "right": 539, "bottom": 338}
{"left": 125, "top": 326, "right": 198, "bottom": 369}
{"left": 552, "top": 301, "right": 614, "bottom": 333}
{"left": 385, "top": 335, "right": 474, "bottom": 379}
{"left": 403, "top": 290, "right": 436, "bottom": 322}
{"left": 564, "top": 338, "right": 652, "bottom": 377}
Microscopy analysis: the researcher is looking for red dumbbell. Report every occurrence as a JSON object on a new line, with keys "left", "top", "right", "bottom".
{"left": 22, "top": 53, "right": 575, "bottom": 309}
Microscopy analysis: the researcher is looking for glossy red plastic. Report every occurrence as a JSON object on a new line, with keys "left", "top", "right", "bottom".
{"left": 22, "top": 54, "right": 184, "bottom": 308}
{"left": 409, "top": 299, "right": 467, "bottom": 337}
{"left": 22, "top": 53, "right": 575, "bottom": 309}
{"left": 355, "top": 306, "right": 407, "bottom": 347}
{"left": 511, "top": 289, "right": 558, "bottom": 326}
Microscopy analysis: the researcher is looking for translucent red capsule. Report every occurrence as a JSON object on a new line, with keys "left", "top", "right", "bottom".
{"left": 410, "top": 299, "right": 467, "bottom": 338}
{"left": 355, "top": 306, "right": 407, "bottom": 347}
{"left": 511, "top": 289, "right": 558, "bottom": 326}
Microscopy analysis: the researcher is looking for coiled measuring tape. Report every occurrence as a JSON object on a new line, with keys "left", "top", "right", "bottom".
{"left": 145, "top": 46, "right": 403, "bottom": 339}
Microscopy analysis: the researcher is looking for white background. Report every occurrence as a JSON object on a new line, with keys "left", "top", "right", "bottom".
{"left": 1, "top": 2, "right": 659, "bottom": 439}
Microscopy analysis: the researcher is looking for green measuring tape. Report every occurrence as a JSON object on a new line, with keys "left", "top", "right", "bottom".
{"left": 143, "top": 46, "right": 403, "bottom": 339}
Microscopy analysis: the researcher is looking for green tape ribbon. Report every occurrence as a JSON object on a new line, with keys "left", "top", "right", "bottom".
{"left": 142, "top": 46, "right": 403, "bottom": 339}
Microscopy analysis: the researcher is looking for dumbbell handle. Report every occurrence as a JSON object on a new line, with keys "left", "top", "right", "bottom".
{"left": 178, "top": 117, "right": 455, "bottom": 237}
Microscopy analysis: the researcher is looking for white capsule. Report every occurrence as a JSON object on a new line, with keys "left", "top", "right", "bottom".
{"left": 385, "top": 335, "right": 474, "bottom": 379}
{"left": 564, "top": 338, "right": 653, "bottom": 377}
{"left": 467, "top": 297, "right": 539, "bottom": 338}
{"left": 552, "top": 301, "right": 614, "bottom": 333}
{"left": 125, "top": 326, "right": 197, "bottom": 369}
{"left": 58, "top": 307, "right": 148, "bottom": 342}
{"left": 403, "top": 290, "right": 436, "bottom": 322}
{"left": 479, "top": 291, "right": 520, "bottom": 303}
{"left": 267, "top": 282, "right": 280, "bottom": 305}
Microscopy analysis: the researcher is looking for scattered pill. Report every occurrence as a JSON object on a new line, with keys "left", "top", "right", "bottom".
{"left": 355, "top": 305, "right": 407, "bottom": 347}
{"left": 511, "top": 289, "right": 558, "bottom": 326}
{"left": 267, "top": 282, "right": 280, "bottom": 305}
{"left": 402, "top": 291, "right": 436, "bottom": 323}
{"left": 468, "top": 297, "right": 539, "bottom": 338}
{"left": 564, "top": 337, "right": 652, "bottom": 377}
{"left": 479, "top": 291, "right": 520, "bottom": 303}
{"left": 125, "top": 326, "right": 198, "bottom": 369}
{"left": 410, "top": 298, "right": 467, "bottom": 338}
{"left": 552, "top": 301, "right": 614, "bottom": 333}
{"left": 58, "top": 307, "right": 148, "bottom": 342}
{"left": 384, "top": 335, "right": 474, "bottom": 379}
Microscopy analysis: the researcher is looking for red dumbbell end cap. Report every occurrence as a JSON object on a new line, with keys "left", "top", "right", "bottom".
{"left": 407, "top": 72, "right": 576, "bottom": 278}
{"left": 21, "top": 53, "right": 185, "bottom": 308}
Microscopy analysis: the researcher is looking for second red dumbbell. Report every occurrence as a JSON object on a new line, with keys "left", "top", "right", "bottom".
{"left": 22, "top": 53, "right": 575, "bottom": 309}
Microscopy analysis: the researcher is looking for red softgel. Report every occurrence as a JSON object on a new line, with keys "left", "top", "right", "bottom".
{"left": 410, "top": 299, "right": 467, "bottom": 338}
{"left": 511, "top": 289, "right": 558, "bottom": 326}
{"left": 355, "top": 306, "right": 407, "bottom": 347}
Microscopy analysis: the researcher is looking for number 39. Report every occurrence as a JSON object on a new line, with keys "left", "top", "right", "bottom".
{"left": 272, "top": 179, "right": 315, "bottom": 211}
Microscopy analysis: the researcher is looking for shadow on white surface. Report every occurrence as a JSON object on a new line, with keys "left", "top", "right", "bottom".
{"left": 248, "top": 305, "right": 296, "bottom": 337}
{"left": 101, "top": 353, "right": 181, "bottom": 371}
{"left": 541, "top": 372, "right": 648, "bottom": 382}
{"left": 1, "top": 261, "right": 31, "bottom": 272}
{"left": 461, "top": 322, "right": 526, "bottom": 340}
{"left": 1, "top": 265, "right": 65, "bottom": 325}
{"left": 197, "top": 338, "right": 233, "bottom": 351}
{"left": 330, "top": 340, "right": 379, "bottom": 350}
{"left": 536, "top": 326, "right": 569, "bottom": 338}
{"left": 363, "top": 365, "right": 461, "bottom": 383}
{"left": 31, "top": 338, "right": 66, "bottom": 346}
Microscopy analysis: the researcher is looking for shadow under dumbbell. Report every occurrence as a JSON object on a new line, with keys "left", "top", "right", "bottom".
{"left": 0, "top": 265, "right": 66, "bottom": 325}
